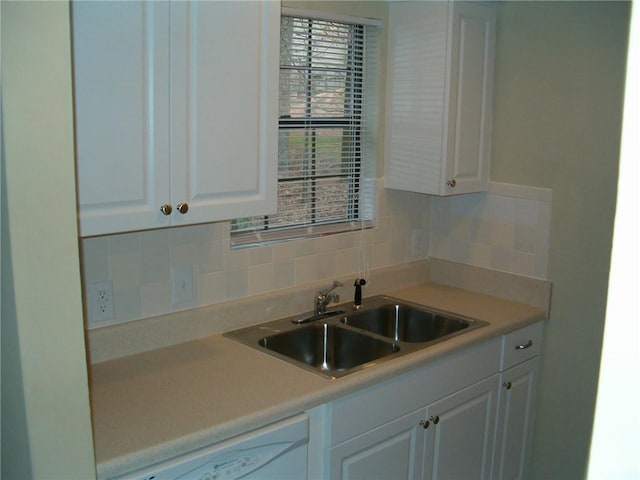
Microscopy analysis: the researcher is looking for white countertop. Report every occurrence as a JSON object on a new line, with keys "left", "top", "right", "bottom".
{"left": 90, "top": 281, "right": 547, "bottom": 478}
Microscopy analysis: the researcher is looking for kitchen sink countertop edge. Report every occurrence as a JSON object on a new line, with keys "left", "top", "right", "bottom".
{"left": 90, "top": 281, "right": 547, "bottom": 479}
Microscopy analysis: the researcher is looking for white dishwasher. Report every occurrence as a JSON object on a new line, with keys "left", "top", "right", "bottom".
{"left": 116, "top": 414, "right": 309, "bottom": 480}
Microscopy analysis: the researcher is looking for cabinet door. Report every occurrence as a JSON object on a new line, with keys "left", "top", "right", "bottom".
{"left": 424, "top": 375, "right": 499, "bottom": 480}
{"left": 384, "top": 1, "right": 449, "bottom": 196}
{"left": 169, "top": 1, "right": 279, "bottom": 225}
{"left": 384, "top": 1, "right": 495, "bottom": 196}
{"left": 329, "top": 409, "right": 427, "bottom": 480}
{"left": 492, "top": 358, "right": 539, "bottom": 480}
{"left": 73, "top": 1, "right": 171, "bottom": 236}
{"left": 443, "top": 2, "right": 495, "bottom": 194}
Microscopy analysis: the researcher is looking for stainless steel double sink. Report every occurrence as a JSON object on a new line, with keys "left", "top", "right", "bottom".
{"left": 225, "top": 295, "right": 488, "bottom": 379}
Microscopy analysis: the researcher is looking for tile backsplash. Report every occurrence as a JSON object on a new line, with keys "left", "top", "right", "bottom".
{"left": 81, "top": 184, "right": 432, "bottom": 328}
{"left": 429, "top": 182, "right": 552, "bottom": 279}
{"left": 81, "top": 181, "right": 552, "bottom": 329}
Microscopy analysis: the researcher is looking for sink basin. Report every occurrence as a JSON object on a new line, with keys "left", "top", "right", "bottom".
{"left": 259, "top": 323, "right": 399, "bottom": 377}
{"left": 224, "top": 295, "right": 488, "bottom": 379}
{"left": 341, "top": 302, "right": 472, "bottom": 343}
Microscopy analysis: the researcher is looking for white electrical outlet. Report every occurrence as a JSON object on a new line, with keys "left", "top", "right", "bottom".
{"left": 172, "top": 265, "right": 194, "bottom": 305}
{"left": 412, "top": 229, "right": 427, "bottom": 257}
{"left": 89, "top": 280, "right": 114, "bottom": 322}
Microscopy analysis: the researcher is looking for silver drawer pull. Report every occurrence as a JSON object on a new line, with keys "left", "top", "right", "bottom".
{"left": 515, "top": 340, "right": 533, "bottom": 350}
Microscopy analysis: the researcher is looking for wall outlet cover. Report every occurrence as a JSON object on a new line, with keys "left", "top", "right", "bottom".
{"left": 412, "top": 229, "right": 427, "bottom": 258}
{"left": 89, "top": 280, "right": 114, "bottom": 323}
{"left": 172, "top": 265, "right": 194, "bottom": 305}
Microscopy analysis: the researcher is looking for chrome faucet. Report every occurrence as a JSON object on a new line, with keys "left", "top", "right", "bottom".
{"left": 315, "top": 281, "right": 343, "bottom": 314}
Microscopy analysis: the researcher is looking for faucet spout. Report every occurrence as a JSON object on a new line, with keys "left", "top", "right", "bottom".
{"left": 315, "top": 280, "right": 343, "bottom": 314}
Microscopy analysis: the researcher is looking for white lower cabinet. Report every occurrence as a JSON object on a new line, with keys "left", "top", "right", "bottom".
{"left": 329, "top": 409, "right": 426, "bottom": 479}
{"left": 328, "top": 375, "right": 499, "bottom": 480}
{"left": 492, "top": 358, "right": 539, "bottom": 480}
{"left": 491, "top": 321, "right": 543, "bottom": 480}
{"left": 424, "top": 375, "right": 499, "bottom": 480}
{"left": 312, "top": 322, "right": 544, "bottom": 480}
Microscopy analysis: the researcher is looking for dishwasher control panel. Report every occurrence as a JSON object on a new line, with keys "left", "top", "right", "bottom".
{"left": 116, "top": 414, "right": 309, "bottom": 480}
{"left": 176, "top": 443, "right": 295, "bottom": 480}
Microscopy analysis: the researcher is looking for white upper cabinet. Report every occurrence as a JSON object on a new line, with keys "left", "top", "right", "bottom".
{"left": 73, "top": 2, "right": 171, "bottom": 234}
{"left": 384, "top": 1, "right": 496, "bottom": 195}
{"left": 72, "top": 1, "right": 279, "bottom": 236}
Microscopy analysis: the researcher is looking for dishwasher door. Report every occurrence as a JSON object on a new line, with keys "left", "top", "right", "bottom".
{"left": 117, "top": 414, "right": 309, "bottom": 480}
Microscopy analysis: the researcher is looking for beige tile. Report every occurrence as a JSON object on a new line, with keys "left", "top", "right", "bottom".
{"left": 225, "top": 269, "right": 248, "bottom": 300}
{"left": 511, "top": 252, "right": 535, "bottom": 277}
{"left": 315, "top": 252, "right": 336, "bottom": 281}
{"left": 272, "top": 241, "right": 296, "bottom": 261}
{"left": 316, "top": 234, "right": 338, "bottom": 253}
{"left": 335, "top": 247, "right": 359, "bottom": 276}
{"left": 249, "top": 263, "right": 275, "bottom": 296}
{"left": 294, "top": 255, "right": 316, "bottom": 285}
{"left": 113, "top": 287, "right": 141, "bottom": 322}
{"left": 372, "top": 241, "right": 393, "bottom": 269}
{"left": 469, "top": 218, "right": 492, "bottom": 244}
{"left": 336, "top": 232, "right": 357, "bottom": 249}
{"left": 468, "top": 243, "right": 491, "bottom": 266}
{"left": 198, "top": 240, "right": 224, "bottom": 274}
{"left": 225, "top": 246, "right": 250, "bottom": 270}
{"left": 81, "top": 237, "right": 109, "bottom": 283}
{"left": 295, "top": 238, "right": 316, "bottom": 257}
{"left": 490, "top": 246, "right": 513, "bottom": 272}
{"left": 141, "top": 282, "right": 171, "bottom": 318}
{"left": 110, "top": 251, "right": 141, "bottom": 289}
{"left": 249, "top": 245, "right": 273, "bottom": 266}
{"left": 273, "top": 260, "right": 295, "bottom": 290}
{"left": 450, "top": 216, "right": 471, "bottom": 242}
{"left": 428, "top": 234, "right": 451, "bottom": 260}
{"left": 82, "top": 235, "right": 109, "bottom": 257}
{"left": 489, "top": 222, "right": 515, "bottom": 249}
{"left": 169, "top": 225, "right": 197, "bottom": 245}
{"left": 199, "top": 271, "right": 227, "bottom": 304}
{"left": 142, "top": 229, "right": 170, "bottom": 251}
{"left": 108, "top": 232, "right": 141, "bottom": 254}
{"left": 141, "top": 244, "right": 170, "bottom": 283}
{"left": 213, "top": 221, "right": 231, "bottom": 240}
{"left": 170, "top": 242, "right": 197, "bottom": 268}
{"left": 390, "top": 236, "right": 409, "bottom": 264}
{"left": 514, "top": 225, "right": 537, "bottom": 254}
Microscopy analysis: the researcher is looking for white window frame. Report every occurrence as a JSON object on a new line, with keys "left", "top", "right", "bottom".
{"left": 231, "top": 9, "right": 381, "bottom": 248}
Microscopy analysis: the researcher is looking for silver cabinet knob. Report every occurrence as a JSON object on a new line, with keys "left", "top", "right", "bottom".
{"left": 446, "top": 179, "right": 456, "bottom": 188}
{"left": 160, "top": 204, "right": 172, "bottom": 216}
{"left": 429, "top": 415, "right": 440, "bottom": 425}
{"left": 419, "top": 419, "right": 430, "bottom": 430}
{"left": 176, "top": 202, "right": 189, "bottom": 214}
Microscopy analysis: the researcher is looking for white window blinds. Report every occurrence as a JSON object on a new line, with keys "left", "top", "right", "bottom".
{"left": 231, "top": 14, "right": 379, "bottom": 246}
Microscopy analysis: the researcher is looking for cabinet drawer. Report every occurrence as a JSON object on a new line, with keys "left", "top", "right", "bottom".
{"left": 500, "top": 322, "right": 544, "bottom": 370}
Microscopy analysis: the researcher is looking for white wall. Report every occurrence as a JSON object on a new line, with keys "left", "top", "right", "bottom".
{"left": 491, "top": 2, "right": 630, "bottom": 478}
{"left": 1, "top": 2, "right": 96, "bottom": 477}
{"left": 587, "top": 2, "right": 639, "bottom": 476}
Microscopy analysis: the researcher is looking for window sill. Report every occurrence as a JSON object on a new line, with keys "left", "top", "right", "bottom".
{"left": 230, "top": 220, "right": 374, "bottom": 249}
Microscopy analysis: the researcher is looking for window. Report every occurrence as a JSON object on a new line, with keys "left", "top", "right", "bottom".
{"left": 231, "top": 12, "right": 379, "bottom": 246}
